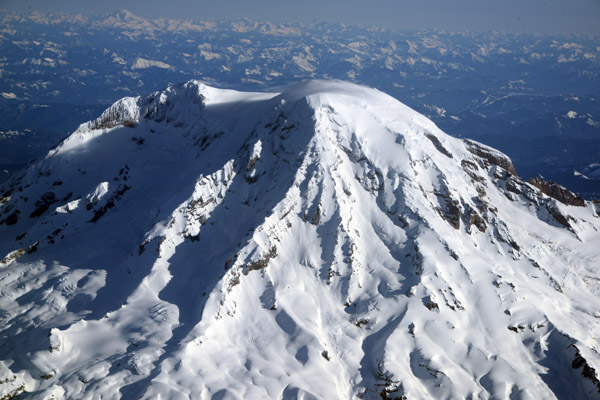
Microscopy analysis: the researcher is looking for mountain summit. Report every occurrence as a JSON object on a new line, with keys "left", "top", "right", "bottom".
{"left": 1, "top": 80, "right": 599, "bottom": 399}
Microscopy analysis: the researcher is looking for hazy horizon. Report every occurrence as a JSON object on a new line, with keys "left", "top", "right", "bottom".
{"left": 2, "top": 0, "right": 600, "bottom": 35}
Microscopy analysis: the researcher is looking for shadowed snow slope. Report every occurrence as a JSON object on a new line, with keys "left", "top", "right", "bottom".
{"left": 1, "top": 80, "right": 600, "bottom": 399}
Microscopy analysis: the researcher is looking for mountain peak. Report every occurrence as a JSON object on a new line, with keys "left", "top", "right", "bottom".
{"left": 1, "top": 80, "right": 599, "bottom": 399}
{"left": 98, "top": 9, "right": 152, "bottom": 30}
{"left": 114, "top": 9, "right": 141, "bottom": 21}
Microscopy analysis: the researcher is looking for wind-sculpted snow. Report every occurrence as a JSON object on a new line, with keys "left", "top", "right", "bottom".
{"left": 0, "top": 80, "right": 599, "bottom": 399}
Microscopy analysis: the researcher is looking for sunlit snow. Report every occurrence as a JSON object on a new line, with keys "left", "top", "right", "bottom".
{"left": 0, "top": 80, "right": 599, "bottom": 399}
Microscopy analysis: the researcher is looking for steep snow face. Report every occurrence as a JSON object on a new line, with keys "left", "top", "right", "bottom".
{"left": 1, "top": 80, "right": 599, "bottom": 399}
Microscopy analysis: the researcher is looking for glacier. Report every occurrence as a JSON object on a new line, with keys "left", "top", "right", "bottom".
{"left": 0, "top": 80, "right": 599, "bottom": 399}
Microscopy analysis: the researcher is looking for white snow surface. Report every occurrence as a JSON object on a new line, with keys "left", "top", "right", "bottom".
{"left": 1, "top": 80, "right": 600, "bottom": 399}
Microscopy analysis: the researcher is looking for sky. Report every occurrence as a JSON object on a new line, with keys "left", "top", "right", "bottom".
{"left": 2, "top": 0, "right": 600, "bottom": 35}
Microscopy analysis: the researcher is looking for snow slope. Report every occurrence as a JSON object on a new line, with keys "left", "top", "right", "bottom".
{"left": 1, "top": 80, "right": 599, "bottom": 399}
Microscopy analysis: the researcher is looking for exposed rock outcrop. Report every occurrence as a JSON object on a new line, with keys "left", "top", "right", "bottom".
{"left": 464, "top": 139, "right": 517, "bottom": 176}
{"left": 529, "top": 177, "right": 585, "bottom": 207}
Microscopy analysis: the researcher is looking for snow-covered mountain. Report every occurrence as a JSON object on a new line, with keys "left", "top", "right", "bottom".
{"left": 1, "top": 80, "right": 599, "bottom": 399}
{"left": 3, "top": 9, "right": 600, "bottom": 199}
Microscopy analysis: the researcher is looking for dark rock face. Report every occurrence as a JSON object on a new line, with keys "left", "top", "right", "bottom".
{"left": 468, "top": 212, "right": 487, "bottom": 232}
{"left": 464, "top": 139, "right": 517, "bottom": 176}
{"left": 434, "top": 191, "right": 461, "bottom": 230}
{"left": 425, "top": 133, "right": 453, "bottom": 159}
{"left": 244, "top": 246, "right": 278, "bottom": 275}
{"left": 89, "top": 106, "right": 137, "bottom": 130}
{"left": 571, "top": 346, "right": 600, "bottom": 394}
{"left": 88, "top": 184, "right": 131, "bottom": 223}
{"left": 463, "top": 138, "right": 585, "bottom": 209}
{"left": 30, "top": 192, "right": 57, "bottom": 218}
{"left": 5, "top": 210, "right": 19, "bottom": 225}
{"left": 529, "top": 177, "right": 585, "bottom": 207}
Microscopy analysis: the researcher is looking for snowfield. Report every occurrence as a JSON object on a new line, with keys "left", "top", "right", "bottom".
{"left": 0, "top": 80, "right": 599, "bottom": 399}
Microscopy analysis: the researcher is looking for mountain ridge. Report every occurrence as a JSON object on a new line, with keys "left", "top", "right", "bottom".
{"left": 0, "top": 80, "right": 599, "bottom": 399}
